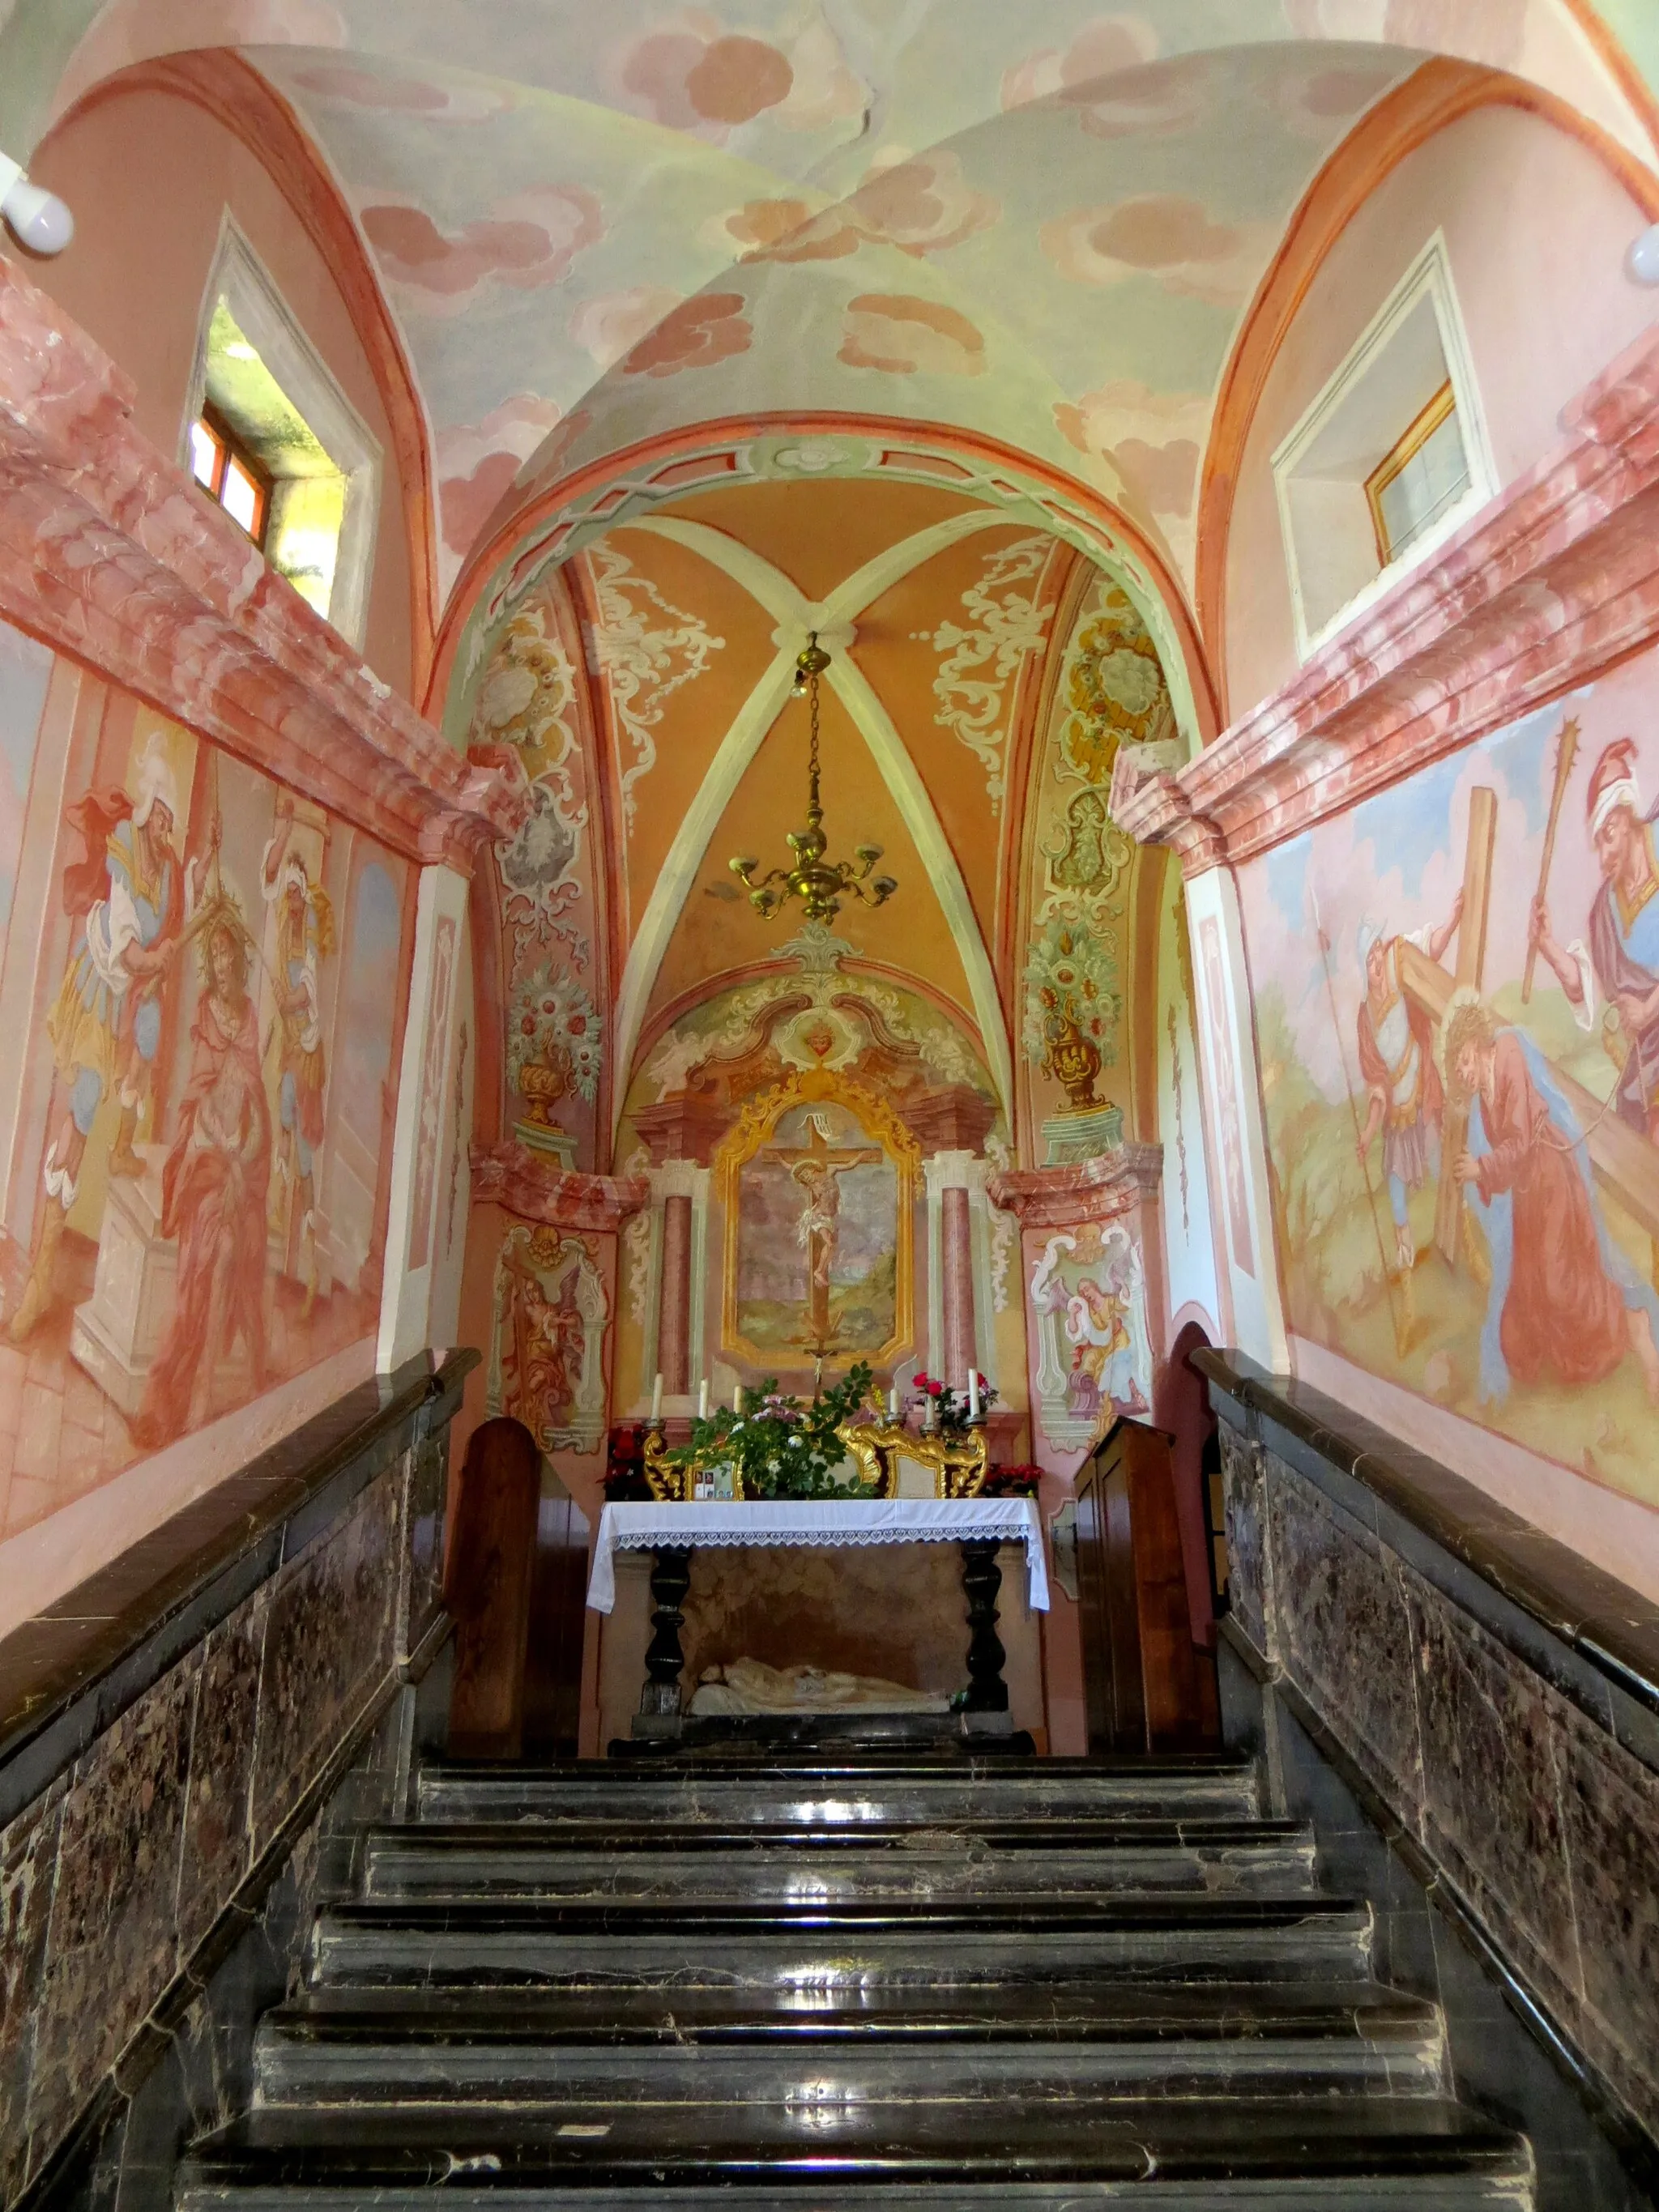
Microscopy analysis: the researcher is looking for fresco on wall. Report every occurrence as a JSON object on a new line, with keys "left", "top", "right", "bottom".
{"left": 487, "top": 1223, "right": 608, "bottom": 1455}
{"left": 1028, "top": 1222, "right": 1153, "bottom": 1451}
{"left": 1240, "top": 667, "right": 1659, "bottom": 1507}
{"left": 0, "top": 625, "right": 410, "bottom": 1539}
{"left": 1020, "top": 574, "right": 1170, "bottom": 1132}
{"left": 467, "top": 581, "right": 606, "bottom": 1166}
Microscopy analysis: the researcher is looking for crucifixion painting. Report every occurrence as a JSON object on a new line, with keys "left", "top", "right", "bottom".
{"left": 776, "top": 1111, "right": 884, "bottom": 1351}
{"left": 727, "top": 1089, "right": 908, "bottom": 1366}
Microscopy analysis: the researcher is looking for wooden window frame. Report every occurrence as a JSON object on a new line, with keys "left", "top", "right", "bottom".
{"left": 190, "top": 401, "right": 272, "bottom": 549}
{"left": 1363, "top": 379, "right": 1458, "bottom": 567}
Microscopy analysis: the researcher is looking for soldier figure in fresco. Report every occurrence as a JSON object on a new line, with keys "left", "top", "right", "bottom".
{"left": 1529, "top": 737, "right": 1659, "bottom": 1145}
{"left": 9, "top": 747, "right": 212, "bottom": 1345}
{"left": 261, "top": 795, "right": 332, "bottom": 1317}
{"left": 1353, "top": 893, "right": 1465, "bottom": 1273}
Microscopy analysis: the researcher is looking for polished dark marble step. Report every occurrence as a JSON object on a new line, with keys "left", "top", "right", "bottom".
{"left": 255, "top": 1979, "right": 1445, "bottom": 2104}
{"left": 360, "top": 1818, "right": 1319, "bottom": 1903}
{"left": 177, "top": 2095, "right": 1533, "bottom": 2209}
{"left": 416, "top": 1756, "right": 1261, "bottom": 1828}
{"left": 310, "top": 1894, "right": 1373, "bottom": 1990}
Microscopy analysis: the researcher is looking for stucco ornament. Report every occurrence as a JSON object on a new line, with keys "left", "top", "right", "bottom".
{"left": 1060, "top": 591, "right": 1176, "bottom": 786}
{"left": 922, "top": 534, "right": 1055, "bottom": 809}
{"left": 587, "top": 539, "right": 725, "bottom": 825}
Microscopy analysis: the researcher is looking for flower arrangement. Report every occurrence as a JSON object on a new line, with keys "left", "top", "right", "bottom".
{"left": 981, "top": 1462, "right": 1042, "bottom": 1498}
{"left": 667, "top": 1363, "right": 880, "bottom": 1499}
{"left": 508, "top": 961, "right": 602, "bottom": 1105}
{"left": 907, "top": 1370, "right": 998, "bottom": 1436}
{"left": 601, "top": 1425, "right": 651, "bottom": 1501}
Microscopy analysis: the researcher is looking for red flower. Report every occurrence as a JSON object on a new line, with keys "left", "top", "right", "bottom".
{"left": 927, "top": 1379, "right": 944, "bottom": 1396}
{"left": 520, "top": 1014, "right": 535, "bottom": 1036}
{"left": 568, "top": 1014, "right": 586, "bottom": 1034}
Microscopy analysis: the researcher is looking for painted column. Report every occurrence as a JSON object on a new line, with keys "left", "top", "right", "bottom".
{"left": 940, "top": 1183, "right": 976, "bottom": 1387}
{"left": 659, "top": 1191, "right": 693, "bottom": 1399}
{"left": 378, "top": 861, "right": 470, "bottom": 1370}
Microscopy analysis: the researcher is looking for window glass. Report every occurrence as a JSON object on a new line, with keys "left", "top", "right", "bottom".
{"left": 220, "top": 453, "right": 263, "bottom": 539}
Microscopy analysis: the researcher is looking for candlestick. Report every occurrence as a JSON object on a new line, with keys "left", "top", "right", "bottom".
{"left": 650, "top": 1372, "right": 663, "bottom": 1423}
{"left": 697, "top": 1378, "right": 710, "bottom": 1420}
{"left": 967, "top": 1369, "right": 981, "bottom": 1420}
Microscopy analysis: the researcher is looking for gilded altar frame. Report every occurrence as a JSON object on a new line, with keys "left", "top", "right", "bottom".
{"left": 714, "top": 1068, "right": 916, "bottom": 1371}
{"left": 642, "top": 1418, "right": 988, "bottom": 1502}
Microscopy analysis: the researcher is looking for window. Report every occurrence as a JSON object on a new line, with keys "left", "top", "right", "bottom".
{"left": 182, "top": 219, "right": 382, "bottom": 646}
{"left": 1365, "top": 382, "right": 1469, "bottom": 566}
{"left": 188, "top": 405, "right": 271, "bottom": 547}
{"left": 1272, "top": 235, "right": 1495, "bottom": 660}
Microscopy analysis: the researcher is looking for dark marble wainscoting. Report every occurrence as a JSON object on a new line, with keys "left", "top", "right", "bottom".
{"left": 0, "top": 1349, "right": 474, "bottom": 2210}
{"left": 1201, "top": 1349, "right": 1659, "bottom": 2206}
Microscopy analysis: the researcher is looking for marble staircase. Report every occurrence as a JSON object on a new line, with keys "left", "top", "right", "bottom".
{"left": 176, "top": 1754, "right": 1536, "bottom": 2209}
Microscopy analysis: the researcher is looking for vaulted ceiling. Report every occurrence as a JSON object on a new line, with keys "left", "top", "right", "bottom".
{"left": 6, "top": 1, "right": 1656, "bottom": 1158}
{"left": 5, "top": 0, "right": 1654, "bottom": 644}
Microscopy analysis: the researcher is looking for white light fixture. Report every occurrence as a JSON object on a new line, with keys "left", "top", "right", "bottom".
{"left": 1627, "top": 222, "right": 1659, "bottom": 286}
{"left": 0, "top": 151, "right": 74, "bottom": 257}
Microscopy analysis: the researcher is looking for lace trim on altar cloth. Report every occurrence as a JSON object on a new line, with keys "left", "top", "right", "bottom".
{"left": 608, "top": 1520, "right": 1038, "bottom": 1550}
{"left": 587, "top": 1499, "right": 1049, "bottom": 1614}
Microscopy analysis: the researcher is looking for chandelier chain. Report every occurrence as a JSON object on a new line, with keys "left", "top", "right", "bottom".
{"left": 727, "top": 629, "right": 897, "bottom": 925}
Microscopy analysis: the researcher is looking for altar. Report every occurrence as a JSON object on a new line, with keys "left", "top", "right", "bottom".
{"left": 587, "top": 1498, "right": 1049, "bottom": 1750}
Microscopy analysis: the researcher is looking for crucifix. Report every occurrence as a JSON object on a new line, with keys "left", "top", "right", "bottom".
{"left": 773, "top": 1113, "right": 883, "bottom": 1353}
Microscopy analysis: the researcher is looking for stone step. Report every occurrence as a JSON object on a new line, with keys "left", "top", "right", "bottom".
{"left": 177, "top": 2095, "right": 1533, "bottom": 2210}
{"left": 254, "top": 1982, "right": 1445, "bottom": 2106}
{"left": 415, "top": 1757, "right": 1262, "bottom": 1827}
{"left": 310, "top": 1894, "right": 1373, "bottom": 1990}
{"left": 360, "top": 1818, "right": 1320, "bottom": 1903}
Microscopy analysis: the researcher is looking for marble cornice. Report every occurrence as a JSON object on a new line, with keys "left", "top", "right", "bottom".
{"left": 469, "top": 1143, "right": 648, "bottom": 1232}
{"left": 1112, "top": 323, "right": 1659, "bottom": 874}
{"left": 0, "top": 254, "right": 527, "bottom": 872}
{"left": 988, "top": 1143, "right": 1162, "bottom": 1226}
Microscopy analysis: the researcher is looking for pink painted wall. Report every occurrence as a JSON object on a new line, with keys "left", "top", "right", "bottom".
{"left": 1224, "top": 102, "right": 1657, "bottom": 719}
{"left": 24, "top": 83, "right": 416, "bottom": 700}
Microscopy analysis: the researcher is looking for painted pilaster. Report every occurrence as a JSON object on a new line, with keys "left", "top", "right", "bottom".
{"left": 378, "top": 862, "right": 469, "bottom": 1370}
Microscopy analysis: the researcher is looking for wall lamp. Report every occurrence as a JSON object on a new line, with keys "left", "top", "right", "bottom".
{"left": 0, "top": 151, "right": 74, "bottom": 257}
{"left": 1628, "top": 221, "right": 1659, "bottom": 286}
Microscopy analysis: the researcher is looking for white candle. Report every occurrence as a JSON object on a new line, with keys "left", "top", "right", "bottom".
{"left": 967, "top": 1369, "right": 981, "bottom": 1420}
{"left": 650, "top": 1372, "right": 663, "bottom": 1423}
{"left": 888, "top": 1387, "right": 900, "bottom": 1420}
{"left": 734, "top": 1383, "right": 743, "bottom": 1414}
{"left": 697, "top": 1378, "right": 710, "bottom": 1420}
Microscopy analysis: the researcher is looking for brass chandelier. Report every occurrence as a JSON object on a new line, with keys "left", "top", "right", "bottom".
{"left": 730, "top": 634, "right": 898, "bottom": 924}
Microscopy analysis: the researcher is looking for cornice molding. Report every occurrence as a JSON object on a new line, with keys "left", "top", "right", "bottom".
{"left": 0, "top": 253, "right": 525, "bottom": 872}
{"left": 1114, "top": 323, "right": 1659, "bottom": 875}
{"left": 469, "top": 1144, "right": 648, "bottom": 1232}
{"left": 988, "top": 1144, "right": 1162, "bottom": 1228}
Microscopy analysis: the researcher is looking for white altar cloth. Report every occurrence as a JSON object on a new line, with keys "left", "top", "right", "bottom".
{"left": 586, "top": 1498, "right": 1049, "bottom": 1615}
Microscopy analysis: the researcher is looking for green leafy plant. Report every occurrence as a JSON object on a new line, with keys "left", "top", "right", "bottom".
{"left": 668, "top": 1363, "right": 880, "bottom": 1499}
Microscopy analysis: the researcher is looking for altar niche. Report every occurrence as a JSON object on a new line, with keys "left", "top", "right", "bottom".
{"left": 718, "top": 1068, "right": 915, "bottom": 1371}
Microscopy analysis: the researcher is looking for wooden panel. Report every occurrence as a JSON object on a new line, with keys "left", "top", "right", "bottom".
{"left": 522, "top": 1473, "right": 591, "bottom": 1760}
{"left": 1074, "top": 1420, "right": 1220, "bottom": 1754}
{"left": 446, "top": 1417, "right": 540, "bottom": 1759}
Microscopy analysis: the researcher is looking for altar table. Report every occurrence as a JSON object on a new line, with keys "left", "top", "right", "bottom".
{"left": 588, "top": 1498, "right": 1049, "bottom": 1747}
{"left": 586, "top": 1497, "right": 1050, "bottom": 1613}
